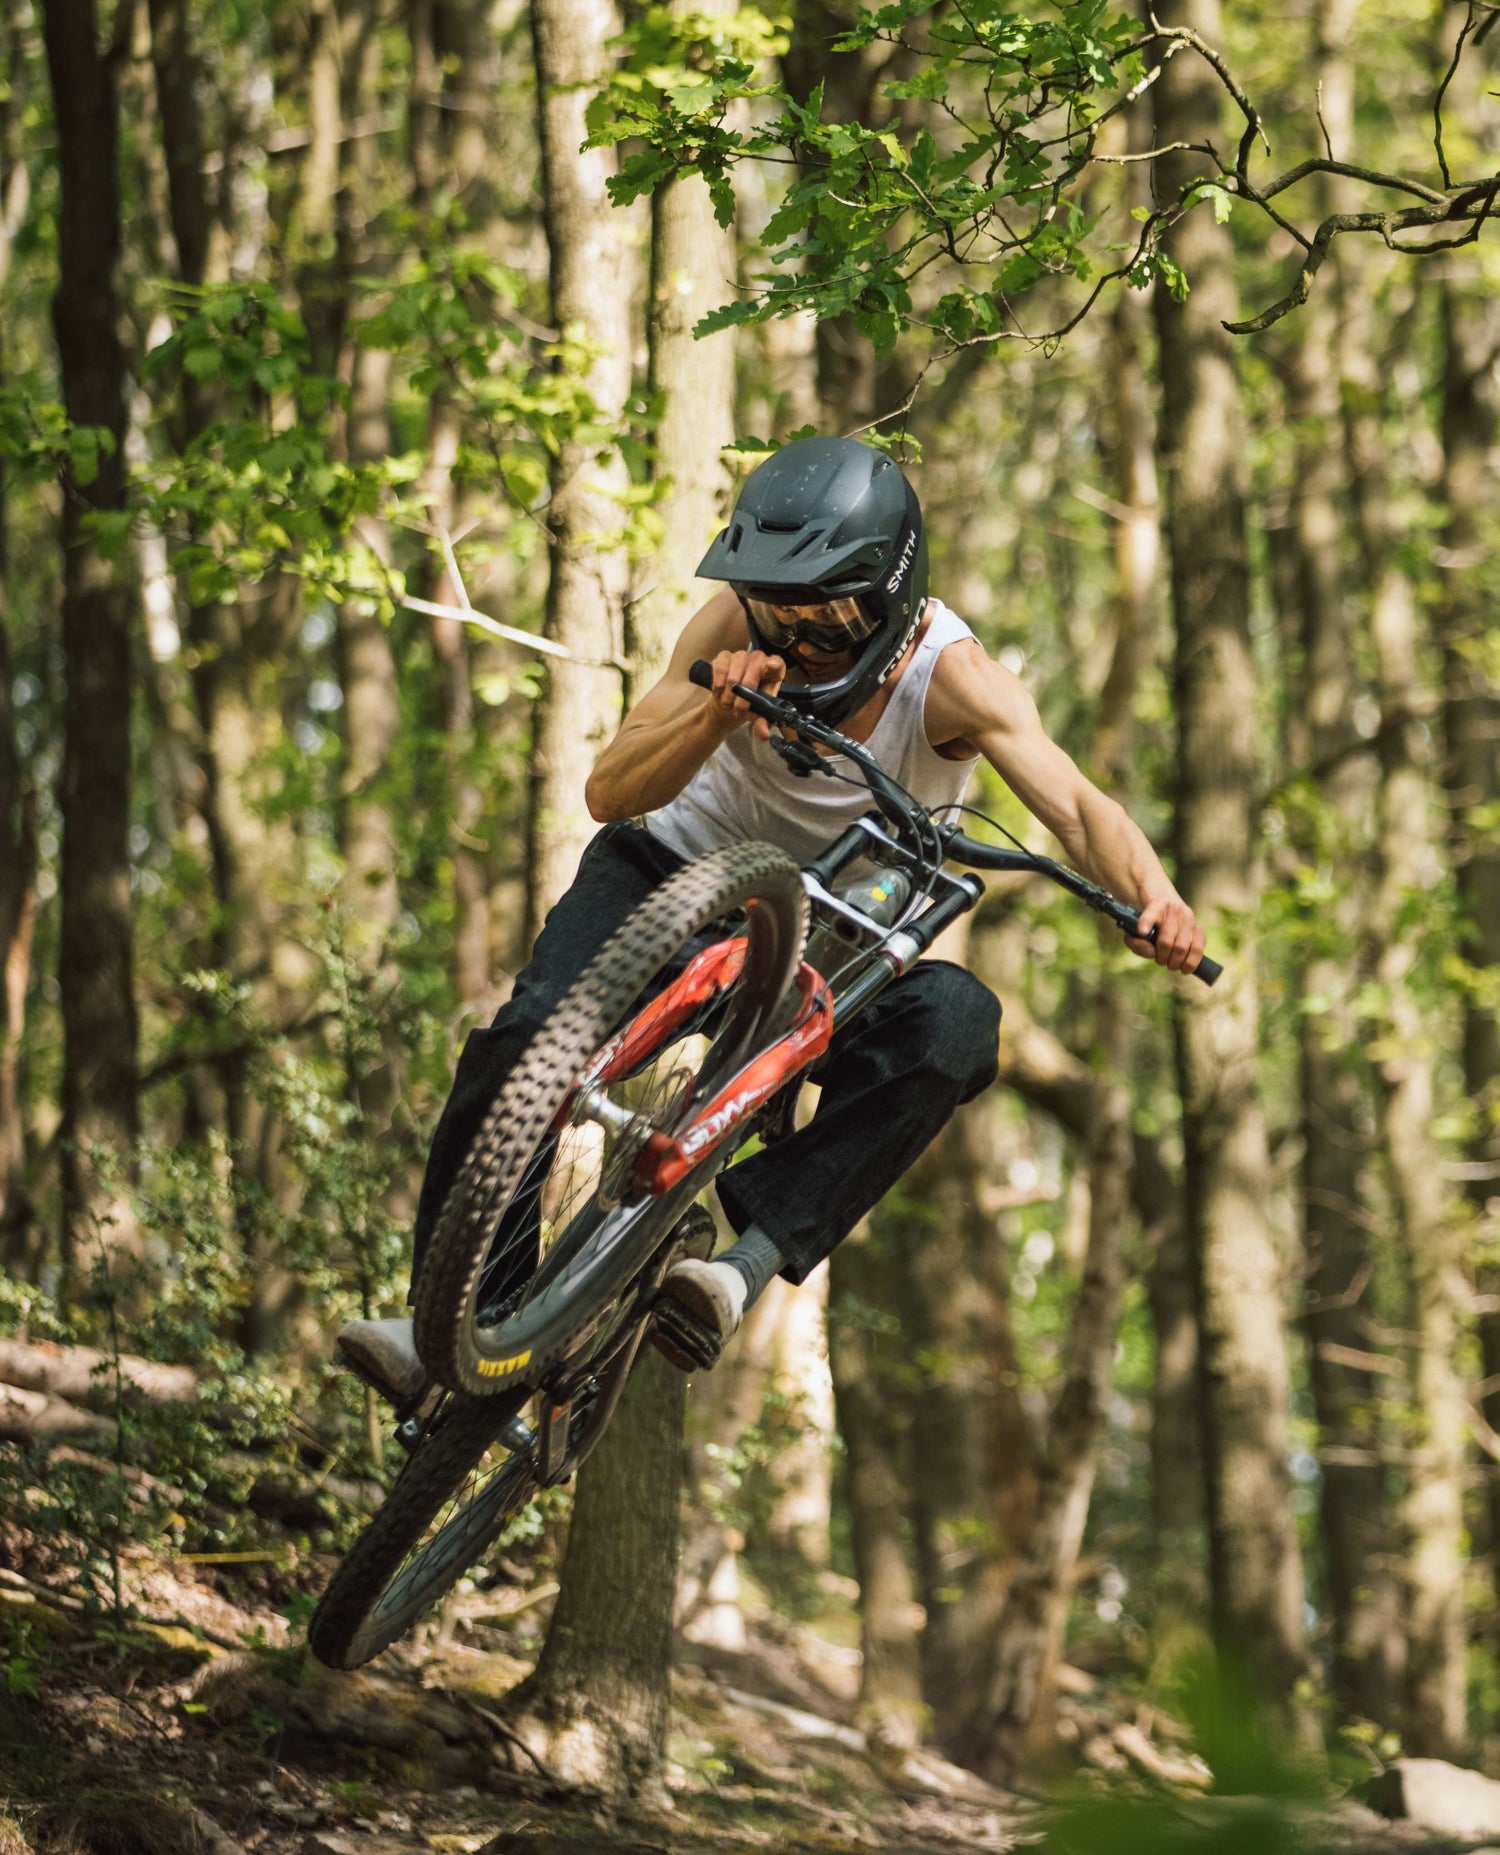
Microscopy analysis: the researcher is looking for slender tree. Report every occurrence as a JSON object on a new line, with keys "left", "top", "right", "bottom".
{"left": 973, "top": 1039, "right": 1131, "bottom": 1778}
{"left": 0, "top": 14, "right": 36, "bottom": 1271}
{"left": 1282, "top": 0, "right": 1399, "bottom": 1730}
{"left": 524, "top": 0, "right": 634, "bottom": 933}
{"left": 1381, "top": 255, "right": 1500, "bottom": 1761}
{"left": 631, "top": 23, "right": 737, "bottom": 695}
{"left": 42, "top": 0, "right": 140, "bottom": 1285}
{"left": 409, "top": 0, "right": 494, "bottom": 1005}
{"left": 968, "top": 160, "right": 1161, "bottom": 1763}
{"left": 1099, "top": 128, "right": 1207, "bottom": 1607}
{"left": 509, "top": 3, "right": 732, "bottom": 1797}
{"left": 829, "top": 1220, "right": 927, "bottom": 1748}
{"left": 1152, "top": 0, "right": 1310, "bottom": 1718}
{"left": 1443, "top": 250, "right": 1500, "bottom": 1689}
{"left": 0, "top": 533, "right": 34, "bottom": 1273}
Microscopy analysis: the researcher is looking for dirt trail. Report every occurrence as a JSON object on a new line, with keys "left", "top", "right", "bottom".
{"left": 0, "top": 1538, "right": 1479, "bottom": 1855}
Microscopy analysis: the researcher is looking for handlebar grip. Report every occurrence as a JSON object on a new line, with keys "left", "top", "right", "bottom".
{"left": 687, "top": 658, "right": 788, "bottom": 726}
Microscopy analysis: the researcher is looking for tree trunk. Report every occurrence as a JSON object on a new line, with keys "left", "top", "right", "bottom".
{"left": 0, "top": 32, "right": 36, "bottom": 1274}
{"left": 1280, "top": 0, "right": 1396, "bottom": 1728}
{"left": 1444, "top": 248, "right": 1500, "bottom": 1710}
{"left": 969, "top": 198, "right": 1158, "bottom": 1765}
{"left": 972, "top": 1037, "right": 1132, "bottom": 1780}
{"left": 147, "top": 0, "right": 222, "bottom": 287}
{"left": 762, "top": 1264, "right": 835, "bottom": 1567}
{"left": 1334, "top": 242, "right": 1421, "bottom": 1736}
{"left": 408, "top": 0, "right": 492, "bottom": 1006}
{"left": 42, "top": 0, "right": 140, "bottom": 1290}
{"left": 891, "top": 1100, "right": 1034, "bottom": 1757}
{"left": 632, "top": 14, "right": 737, "bottom": 698}
{"left": 779, "top": 3, "right": 913, "bottom": 432}
{"left": 827, "top": 1221, "right": 925, "bottom": 1749}
{"left": 524, "top": 0, "right": 633, "bottom": 933}
{"left": 1381, "top": 257, "right": 1500, "bottom": 1762}
{"left": 0, "top": 568, "right": 34, "bottom": 1276}
{"left": 515, "top": 27, "right": 725, "bottom": 1796}
{"left": 1152, "top": 0, "right": 1309, "bottom": 1718}
{"left": 148, "top": 0, "right": 311, "bottom": 1351}
{"left": 336, "top": 343, "right": 401, "bottom": 949}
{"left": 1432, "top": 18, "right": 1500, "bottom": 1695}
{"left": 509, "top": 1349, "right": 685, "bottom": 1806}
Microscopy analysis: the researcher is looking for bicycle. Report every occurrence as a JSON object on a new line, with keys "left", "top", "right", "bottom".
{"left": 308, "top": 661, "right": 1220, "bottom": 1669}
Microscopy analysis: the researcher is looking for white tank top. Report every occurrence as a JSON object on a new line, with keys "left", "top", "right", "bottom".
{"left": 647, "top": 600, "right": 981, "bottom": 868}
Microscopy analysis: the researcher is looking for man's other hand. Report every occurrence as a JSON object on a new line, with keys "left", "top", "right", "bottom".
{"left": 709, "top": 650, "right": 786, "bottom": 742}
{"left": 1128, "top": 890, "right": 1206, "bottom": 974}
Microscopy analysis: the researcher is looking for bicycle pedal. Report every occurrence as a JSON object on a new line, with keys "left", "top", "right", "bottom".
{"left": 650, "top": 1296, "right": 723, "bottom": 1373}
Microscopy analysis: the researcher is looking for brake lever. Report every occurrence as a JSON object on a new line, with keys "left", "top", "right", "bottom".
{"left": 770, "top": 735, "right": 830, "bottom": 778}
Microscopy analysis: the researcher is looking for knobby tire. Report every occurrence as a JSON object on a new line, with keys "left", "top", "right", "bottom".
{"left": 307, "top": 1391, "right": 530, "bottom": 1670}
{"left": 413, "top": 841, "right": 805, "bottom": 1397}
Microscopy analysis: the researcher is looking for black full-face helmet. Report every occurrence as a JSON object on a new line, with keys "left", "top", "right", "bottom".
{"left": 695, "top": 435, "right": 929, "bottom": 726}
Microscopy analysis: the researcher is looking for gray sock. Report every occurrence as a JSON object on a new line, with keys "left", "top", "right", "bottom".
{"left": 719, "top": 1225, "right": 785, "bottom": 1308}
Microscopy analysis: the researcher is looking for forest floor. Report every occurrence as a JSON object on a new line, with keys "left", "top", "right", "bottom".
{"left": 0, "top": 1535, "right": 1489, "bottom": 1855}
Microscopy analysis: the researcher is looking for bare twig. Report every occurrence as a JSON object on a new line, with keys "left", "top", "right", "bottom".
{"left": 1316, "top": 81, "right": 1334, "bottom": 164}
{"left": 436, "top": 524, "right": 474, "bottom": 612}
{"left": 1258, "top": 157, "right": 1449, "bottom": 208}
{"left": 1467, "top": 1400, "right": 1500, "bottom": 1465}
{"left": 1315, "top": 1340, "right": 1402, "bottom": 1377}
{"left": 1227, "top": 181, "right": 1500, "bottom": 334}
{"left": 1434, "top": 3, "right": 1481, "bottom": 189}
{"left": 399, "top": 592, "right": 604, "bottom": 664}
{"left": 1149, "top": 14, "right": 1270, "bottom": 173}
{"left": 842, "top": 360, "right": 934, "bottom": 440}
{"left": 465, "top": 1700, "right": 562, "bottom": 1781}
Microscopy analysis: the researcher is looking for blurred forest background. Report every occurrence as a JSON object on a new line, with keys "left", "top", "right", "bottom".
{"left": 3, "top": 0, "right": 1500, "bottom": 1849}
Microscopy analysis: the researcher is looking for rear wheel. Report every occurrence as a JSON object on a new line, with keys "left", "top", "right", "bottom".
{"left": 307, "top": 1391, "right": 532, "bottom": 1670}
{"left": 414, "top": 841, "right": 805, "bottom": 1397}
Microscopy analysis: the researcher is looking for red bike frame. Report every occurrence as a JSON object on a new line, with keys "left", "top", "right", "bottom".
{"left": 557, "top": 937, "right": 834, "bottom": 1195}
{"left": 635, "top": 961, "right": 833, "bottom": 1195}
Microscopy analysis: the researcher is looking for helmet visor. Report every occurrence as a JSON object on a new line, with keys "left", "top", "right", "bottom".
{"left": 745, "top": 594, "right": 880, "bottom": 656}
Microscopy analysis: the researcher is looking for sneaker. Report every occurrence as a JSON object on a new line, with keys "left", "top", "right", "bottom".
{"left": 651, "top": 1258, "right": 746, "bottom": 1373}
{"left": 336, "top": 1316, "right": 425, "bottom": 1403}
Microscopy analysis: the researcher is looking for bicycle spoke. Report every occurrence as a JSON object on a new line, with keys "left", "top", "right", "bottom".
{"left": 470, "top": 1022, "right": 715, "bottom": 1328}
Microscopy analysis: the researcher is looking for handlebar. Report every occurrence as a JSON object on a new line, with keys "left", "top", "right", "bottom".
{"left": 688, "top": 658, "right": 1221, "bottom": 987}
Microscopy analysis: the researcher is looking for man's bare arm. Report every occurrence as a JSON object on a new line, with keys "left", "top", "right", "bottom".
{"left": 928, "top": 646, "right": 1205, "bottom": 974}
{"left": 585, "top": 590, "right": 787, "bottom": 822}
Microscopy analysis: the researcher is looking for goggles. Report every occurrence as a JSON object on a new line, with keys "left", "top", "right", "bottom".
{"left": 744, "top": 594, "right": 879, "bottom": 657}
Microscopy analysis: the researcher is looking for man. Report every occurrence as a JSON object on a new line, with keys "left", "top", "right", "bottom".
{"left": 340, "top": 436, "right": 1204, "bottom": 1396}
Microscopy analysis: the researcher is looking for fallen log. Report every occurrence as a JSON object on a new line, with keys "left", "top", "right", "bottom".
{"left": 186, "top": 1653, "right": 501, "bottom": 1783}
{"left": 0, "top": 1338, "right": 198, "bottom": 1407}
{"left": 243, "top": 1468, "right": 382, "bottom": 1529}
{"left": 1112, "top": 1721, "right": 1212, "bottom": 1791}
{"left": 0, "top": 1382, "right": 113, "bottom": 1443}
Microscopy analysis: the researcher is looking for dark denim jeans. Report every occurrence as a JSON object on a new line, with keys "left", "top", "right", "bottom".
{"left": 411, "top": 820, "right": 1001, "bottom": 1291}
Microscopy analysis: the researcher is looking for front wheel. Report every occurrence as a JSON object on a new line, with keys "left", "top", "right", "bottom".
{"left": 414, "top": 840, "right": 806, "bottom": 1397}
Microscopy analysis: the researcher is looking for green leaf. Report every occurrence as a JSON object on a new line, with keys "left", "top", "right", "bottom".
{"left": 67, "top": 425, "right": 102, "bottom": 486}
{"left": 694, "top": 297, "right": 763, "bottom": 339}
{"left": 84, "top": 509, "right": 135, "bottom": 561}
{"left": 182, "top": 342, "right": 223, "bottom": 382}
